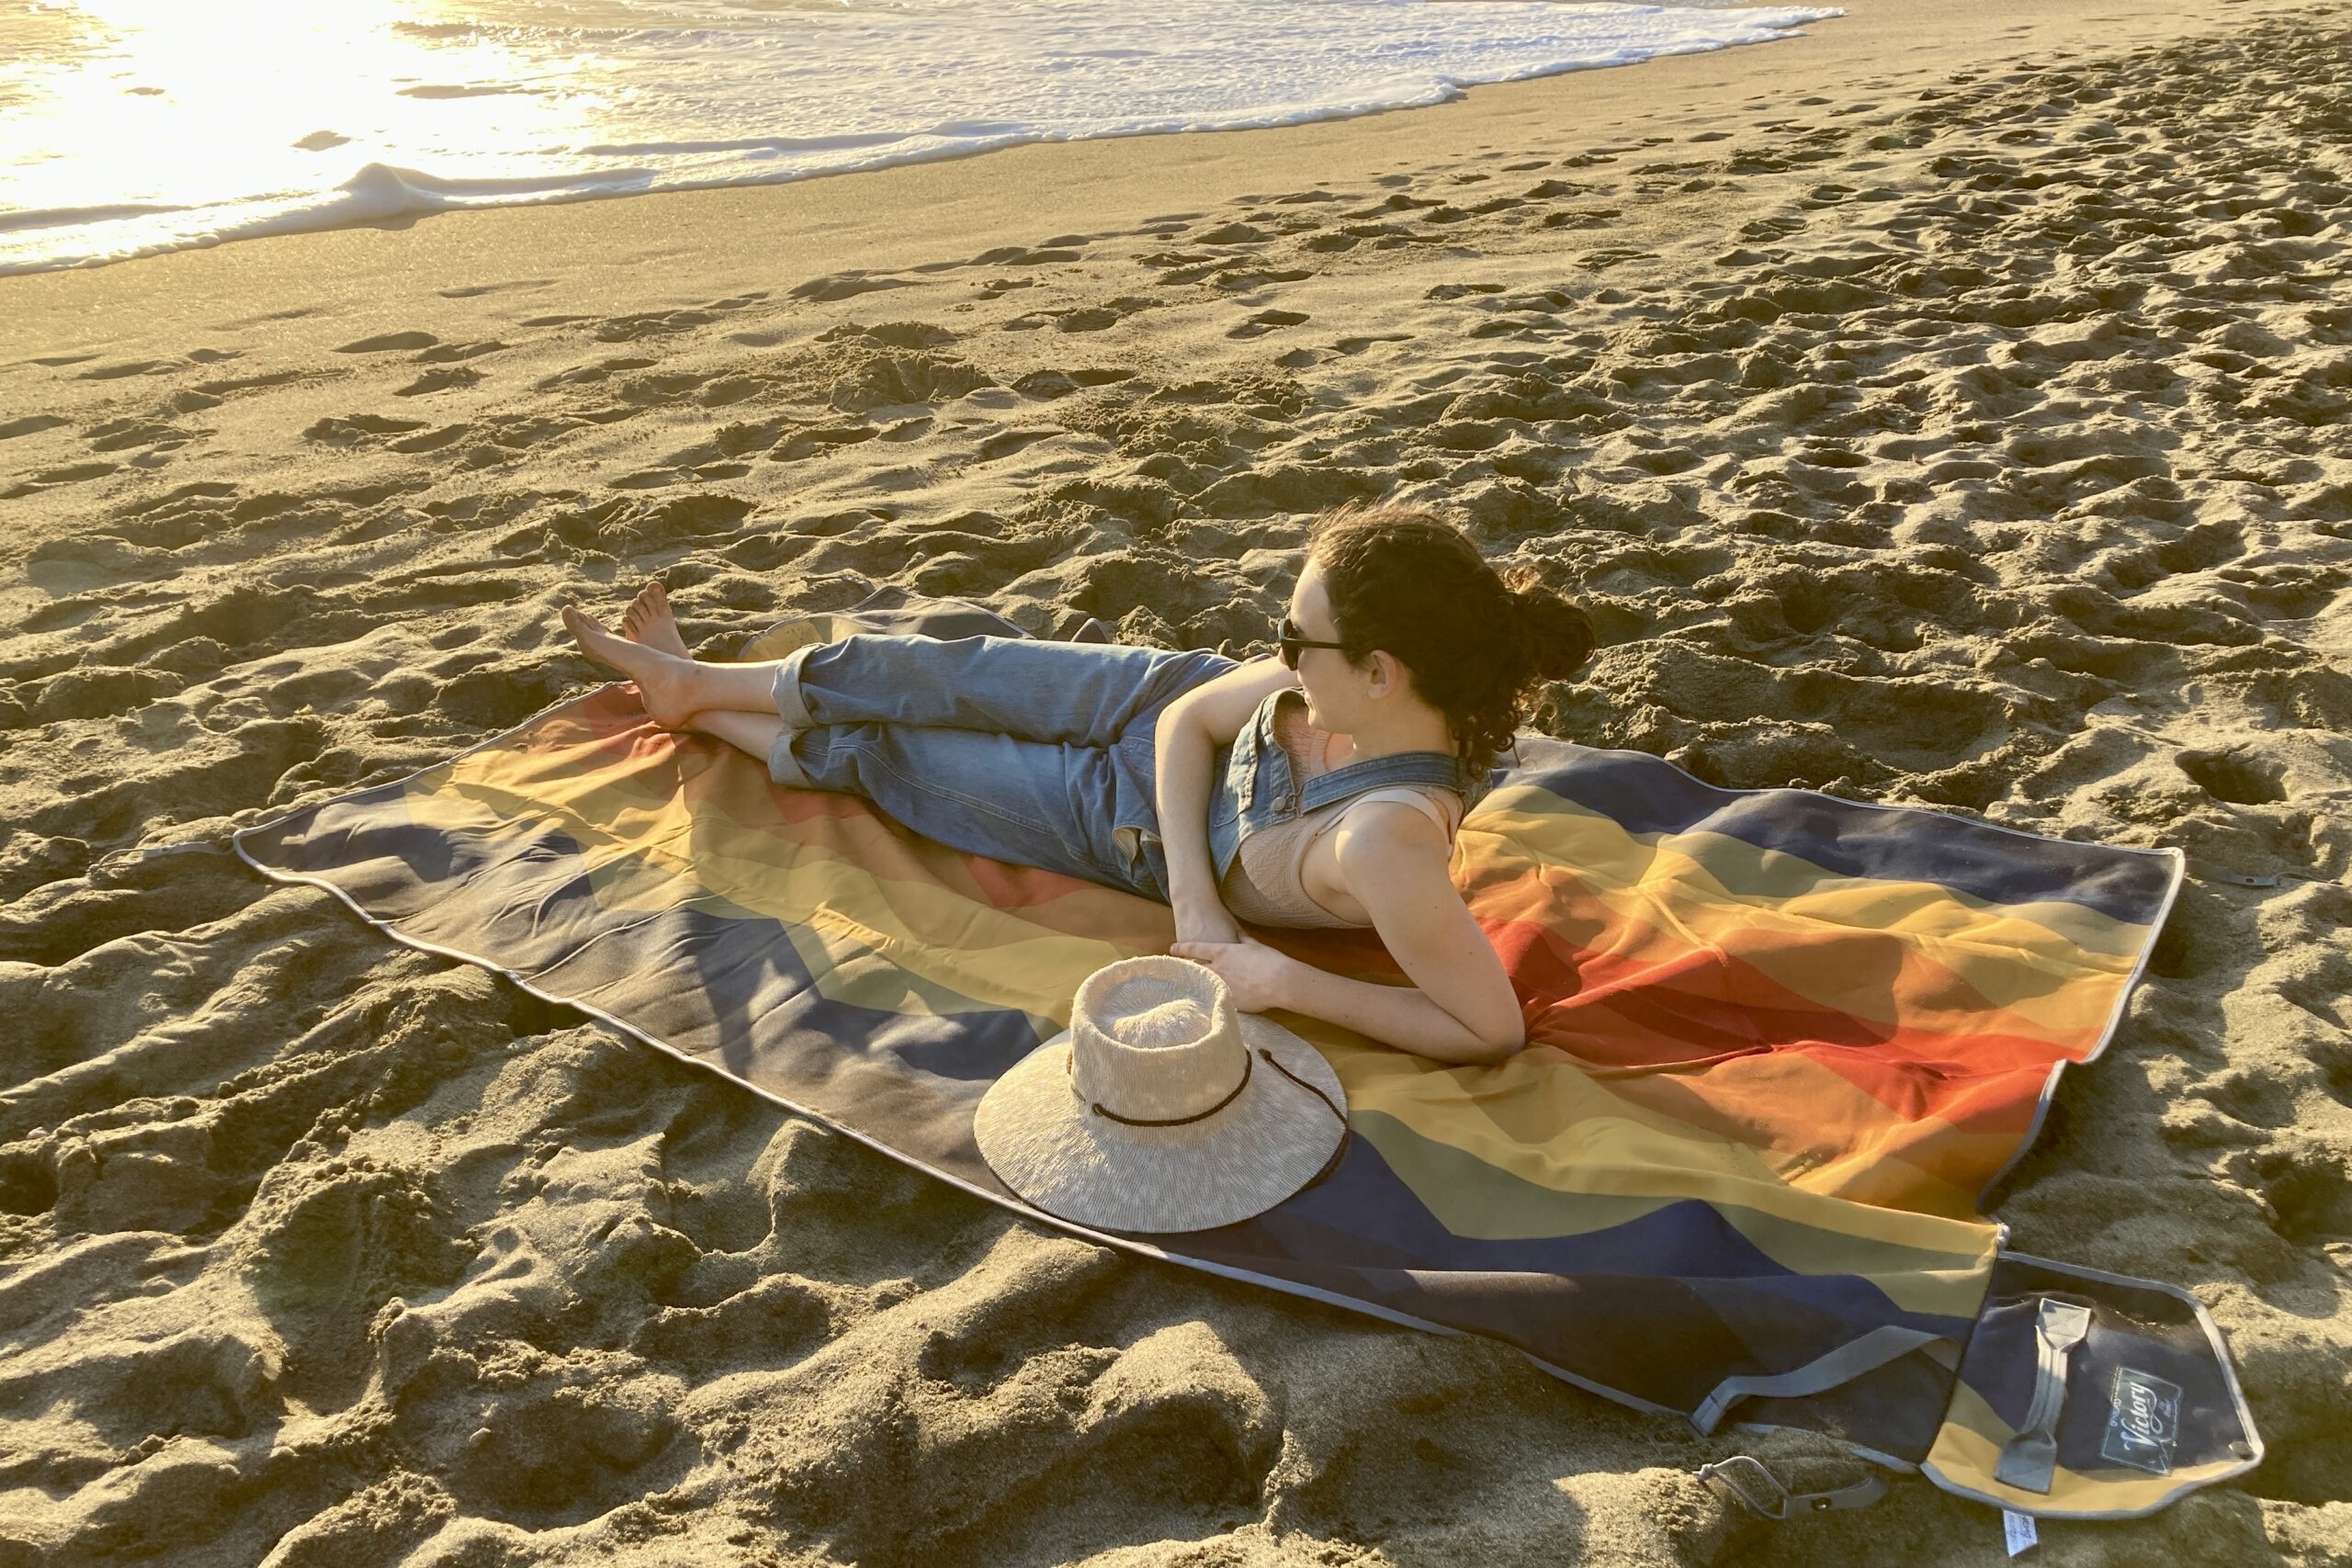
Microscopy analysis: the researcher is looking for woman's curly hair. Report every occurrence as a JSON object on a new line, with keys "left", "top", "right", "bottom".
{"left": 1306, "top": 500, "right": 1596, "bottom": 773}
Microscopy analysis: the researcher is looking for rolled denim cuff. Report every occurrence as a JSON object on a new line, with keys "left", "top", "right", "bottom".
{"left": 767, "top": 728, "right": 812, "bottom": 789}
{"left": 770, "top": 642, "right": 818, "bottom": 728}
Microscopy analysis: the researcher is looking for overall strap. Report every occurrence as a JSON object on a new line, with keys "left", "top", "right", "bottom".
{"left": 1297, "top": 751, "right": 1481, "bottom": 812}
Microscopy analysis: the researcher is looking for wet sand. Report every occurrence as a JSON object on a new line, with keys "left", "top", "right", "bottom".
{"left": 3, "top": 0, "right": 2349, "bottom": 1562}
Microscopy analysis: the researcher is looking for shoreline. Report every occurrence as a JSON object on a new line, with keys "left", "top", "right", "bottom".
{"left": 0, "top": 0, "right": 2273, "bottom": 362}
{"left": 0, "top": 2, "right": 1845, "bottom": 282}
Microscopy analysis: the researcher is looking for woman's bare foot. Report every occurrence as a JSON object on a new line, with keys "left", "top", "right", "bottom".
{"left": 561, "top": 604, "right": 703, "bottom": 729}
{"left": 620, "top": 581, "right": 689, "bottom": 658}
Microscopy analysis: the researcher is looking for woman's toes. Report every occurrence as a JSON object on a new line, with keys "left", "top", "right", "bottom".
{"left": 630, "top": 592, "right": 691, "bottom": 658}
{"left": 565, "top": 604, "right": 647, "bottom": 671}
{"left": 561, "top": 604, "right": 613, "bottom": 658}
{"left": 623, "top": 581, "right": 690, "bottom": 657}
{"left": 564, "top": 602, "right": 703, "bottom": 727}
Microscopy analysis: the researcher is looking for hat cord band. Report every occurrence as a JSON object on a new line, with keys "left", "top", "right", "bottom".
{"left": 1070, "top": 1047, "right": 1351, "bottom": 1131}
{"left": 1259, "top": 1048, "right": 1347, "bottom": 1128}
{"left": 1080, "top": 1047, "right": 1253, "bottom": 1127}
{"left": 1259, "top": 1048, "right": 1353, "bottom": 1191}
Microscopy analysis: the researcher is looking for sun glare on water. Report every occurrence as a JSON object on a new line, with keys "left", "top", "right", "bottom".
{"left": 0, "top": 0, "right": 1840, "bottom": 272}
{"left": 1, "top": 0, "right": 595, "bottom": 217}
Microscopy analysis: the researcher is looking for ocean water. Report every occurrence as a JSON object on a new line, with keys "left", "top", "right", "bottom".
{"left": 0, "top": 0, "right": 1838, "bottom": 276}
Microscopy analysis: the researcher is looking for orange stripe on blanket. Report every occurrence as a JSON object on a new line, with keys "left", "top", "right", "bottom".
{"left": 449, "top": 715, "right": 1160, "bottom": 932}
{"left": 1585, "top": 1047, "right": 2056, "bottom": 1214}
{"left": 1472, "top": 880, "right": 2126, "bottom": 1054}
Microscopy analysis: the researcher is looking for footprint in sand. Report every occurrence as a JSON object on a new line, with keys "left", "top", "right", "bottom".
{"left": 195, "top": 370, "right": 304, "bottom": 399}
{"left": 1009, "top": 367, "right": 1133, "bottom": 400}
{"left": 436, "top": 278, "right": 552, "bottom": 299}
{"left": 594, "top": 308, "right": 720, "bottom": 341}
{"left": 1, "top": 462, "right": 119, "bottom": 500}
{"left": 1209, "top": 266, "right": 1313, "bottom": 292}
{"left": 86, "top": 420, "right": 198, "bottom": 454}
{"left": 397, "top": 367, "right": 486, "bottom": 397}
{"left": 1227, "top": 310, "right": 1308, "bottom": 340}
{"left": 534, "top": 356, "right": 655, "bottom": 391}
{"left": 2177, "top": 748, "right": 2287, "bottom": 807}
{"left": 76, "top": 360, "right": 171, "bottom": 380}
{"left": 303, "top": 413, "right": 429, "bottom": 446}
{"left": 973, "top": 428, "right": 1061, "bottom": 463}
{"left": 334, "top": 331, "right": 439, "bottom": 355}
{"left": 413, "top": 341, "right": 507, "bottom": 365}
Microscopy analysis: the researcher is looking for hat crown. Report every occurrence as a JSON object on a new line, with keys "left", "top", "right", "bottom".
{"left": 1069, "top": 957, "right": 1248, "bottom": 1126}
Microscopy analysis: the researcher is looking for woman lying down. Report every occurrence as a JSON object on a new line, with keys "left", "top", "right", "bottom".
{"left": 561, "top": 500, "right": 1596, "bottom": 1066}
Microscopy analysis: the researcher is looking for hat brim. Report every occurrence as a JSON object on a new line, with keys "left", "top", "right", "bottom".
{"left": 973, "top": 1013, "right": 1348, "bottom": 1234}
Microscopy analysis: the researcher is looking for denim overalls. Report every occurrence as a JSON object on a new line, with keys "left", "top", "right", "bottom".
{"left": 765, "top": 630, "right": 1492, "bottom": 912}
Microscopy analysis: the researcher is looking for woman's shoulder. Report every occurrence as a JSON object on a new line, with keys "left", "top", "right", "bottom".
{"left": 1331, "top": 788, "right": 1458, "bottom": 851}
{"left": 1322, "top": 797, "right": 1460, "bottom": 921}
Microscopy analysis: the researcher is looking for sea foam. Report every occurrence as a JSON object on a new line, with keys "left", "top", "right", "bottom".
{"left": 0, "top": 0, "right": 1840, "bottom": 275}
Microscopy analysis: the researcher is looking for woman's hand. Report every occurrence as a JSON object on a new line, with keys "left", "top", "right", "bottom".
{"left": 1171, "top": 894, "right": 1242, "bottom": 949}
{"left": 1169, "top": 929, "right": 1297, "bottom": 1013}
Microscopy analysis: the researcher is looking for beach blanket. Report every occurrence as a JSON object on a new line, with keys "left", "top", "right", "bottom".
{"left": 235, "top": 585, "right": 2260, "bottom": 1519}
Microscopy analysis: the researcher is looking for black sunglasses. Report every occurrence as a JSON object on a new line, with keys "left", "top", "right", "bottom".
{"left": 1277, "top": 615, "right": 1350, "bottom": 670}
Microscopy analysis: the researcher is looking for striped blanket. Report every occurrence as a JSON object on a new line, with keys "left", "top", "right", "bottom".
{"left": 236, "top": 586, "right": 2258, "bottom": 1518}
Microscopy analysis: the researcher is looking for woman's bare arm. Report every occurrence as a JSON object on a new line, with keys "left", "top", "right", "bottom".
{"left": 1153, "top": 656, "right": 1299, "bottom": 943}
{"left": 1173, "top": 805, "right": 1524, "bottom": 1063}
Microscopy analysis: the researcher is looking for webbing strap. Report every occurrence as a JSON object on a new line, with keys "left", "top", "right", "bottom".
{"left": 1691, "top": 1325, "right": 1950, "bottom": 1435}
{"left": 1697, "top": 1454, "right": 1889, "bottom": 1520}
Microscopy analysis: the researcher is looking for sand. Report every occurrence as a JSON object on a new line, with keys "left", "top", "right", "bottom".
{"left": 3, "top": 0, "right": 2350, "bottom": 1561}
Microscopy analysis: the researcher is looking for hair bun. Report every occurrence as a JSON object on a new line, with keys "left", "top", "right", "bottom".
{"left": 1307, "top": 501, "right": 1596, "bottom": 770}
{"left": 1508, "top": 582, "right": 1597, "bottom": 682}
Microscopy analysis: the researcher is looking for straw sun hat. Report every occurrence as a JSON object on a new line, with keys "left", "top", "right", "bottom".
{"left": 974, "top": 955, "right": 1350, "bottom": 1234}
